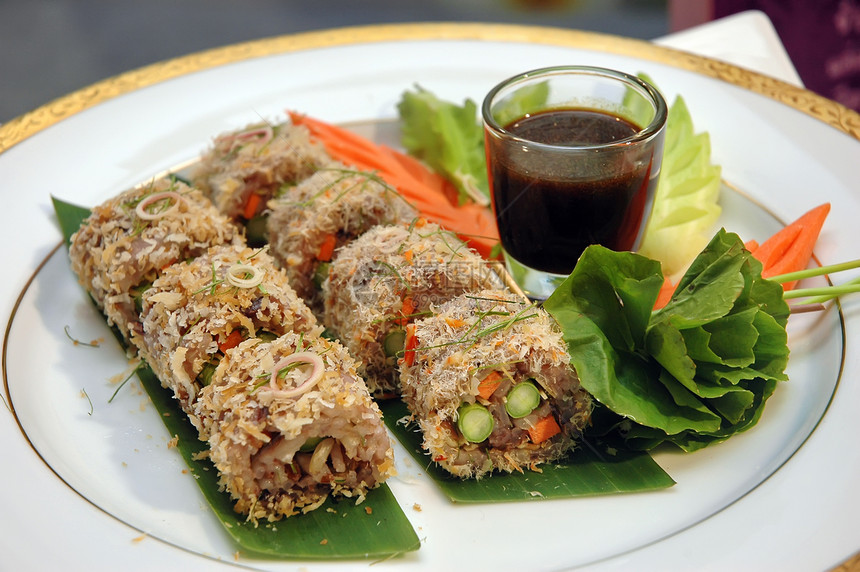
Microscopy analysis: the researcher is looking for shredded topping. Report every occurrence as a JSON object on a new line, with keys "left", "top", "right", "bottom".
{"left": 226, "top": 263, "right": 264, "bottom": 289}
{"left": 135, "top": 191, "right": 183, "bottom": 220}
{"left": 268, "top": 351, "right": 324, "bottom": 398}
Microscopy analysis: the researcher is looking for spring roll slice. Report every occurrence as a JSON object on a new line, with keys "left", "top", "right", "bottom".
{"left": 139, "top": 243, "right": 321, "bottom": 414}
{"left": 68, "top": 178, "right": 241, "bottom": 348}
{"left": 323, "top": 220, "right": 503, "bottom": 396}
{"left": 399, "top": 289, "right": 592, "bottom": 479}
{"left": 267, "top": 165, "right": 418, "bottom": 311}
{"left": 192, "top": 120, "right": 333, "bottom": 221}
{"left": 194, "top": 332, "right": 396, "bottom": 521}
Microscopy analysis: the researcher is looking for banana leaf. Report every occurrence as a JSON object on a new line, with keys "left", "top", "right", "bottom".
{"left": 379, "top": 399, "right": 674, "bottom": 502}
{"left": 52, "top": 196, "right": 420, "bottom": 559}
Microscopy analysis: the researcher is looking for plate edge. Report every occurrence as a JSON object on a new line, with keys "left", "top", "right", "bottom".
{"left": 1, "top": 21, "right": 859, "bottom": 154}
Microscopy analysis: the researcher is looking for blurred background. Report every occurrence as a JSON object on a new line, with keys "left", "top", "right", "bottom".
{"left": 1, "top": 0, "right": 858, "bottom": 122}
{"left": 0, "top": 0, "right": 668, "bottom": 122}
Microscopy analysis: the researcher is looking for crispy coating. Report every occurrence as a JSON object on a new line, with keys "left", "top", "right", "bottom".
{"left": 267, "top": 166, "right": 418, "bottom": 313}
{"left": 399, "top": 289, "right": 592, "bottom": 479}
{"left": 195, "top": 332, "right": 396, "bottom": 521}
{"left": 139, "top": 243, "right": 321, "bottom": 414}
{"left": 323, "top": 220, "right": 503, "bottom": 396}
{"left": 192, "top": 121, "right": 333, "bottom": 220}
{"left": 69, "top": 179, "right": 241, "bottom": 348}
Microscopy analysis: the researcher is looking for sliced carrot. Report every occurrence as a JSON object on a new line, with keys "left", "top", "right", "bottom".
{"left": 527, "top": 414, "right": 561, "bottom": 444}
{"left": 288, "top": 111, "right": 500, "bottom": 259}
{"left": 445, "top": 317, "right": 467, "bottom": 328}
{"left": 243, "top": 192, "right": 262, "bottom": 220}
{"left": 379, "top": 145, "right": 460, "bottom": 205}
{"left": 752, "top": 203, "right": 830, "bottom": 290}
{"left": 477, "top": 371, "right": 503, "bottom": 400}
{"left": 398, "top": 296, "right": 416, "bottom": 327}
{"left": 316, "top": 233, "right": 337, "bottom": 262}
{"left": 402, "top": 324, "right": 418, "bottom": 367}
{"left": 653, "top": 276, "right": 676, "bottom": 310}
{"left": 219, "top": 329, "right": 244, "bottom": 353}
{"left": 402, "top": 249, "right": 414, "bottom": 263}
{"left": 744, "top": 239, "right": 759, "bottom": 254}
{"left": 750, "top": 225, "right": 802, "bottom": 271}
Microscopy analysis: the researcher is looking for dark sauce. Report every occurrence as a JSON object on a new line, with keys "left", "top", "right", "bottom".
{"left": 488, "top": 108, "right": 655, "bottom": 275}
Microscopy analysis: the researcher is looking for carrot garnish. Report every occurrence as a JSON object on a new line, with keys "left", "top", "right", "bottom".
{"left": 316, "top": 233, "right": 337, "bottom": 262}
{"left": 219, "top": 329, "right": 244, "bottom": 353}
{"left": 655, "top": 203, "right": 831, "bottom": 310}
{"left": 288, "top": 111, "right": 500, "bottom": 259}
{"left": 527, "top": 414, "right": 561, "bottom": 444}
{"left": 744, "top": 239, "right": 759, "bottom": 253}
{"left": 477, "top": 371, "right": 503, "bottom": 400}
{"left": 653, "top": 276, "right": 676, "bottom": 310}
{"left": 398, "top": 296, "right": 416, "bottom": 327}
{"left": 752, "top": 203, "right": 830, "bottom": 290}
{"left": 402, "top": 324, "right": 418, "bottom": 367}
{"left": 243, "top": 192, "right": 262, "bottom": 220}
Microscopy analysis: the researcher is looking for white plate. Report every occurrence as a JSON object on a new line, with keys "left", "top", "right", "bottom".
{"left": 2, "top": 24, "right": 859, "bottom": 572}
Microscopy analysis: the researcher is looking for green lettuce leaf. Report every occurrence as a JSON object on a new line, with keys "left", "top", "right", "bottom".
{"left": 488, "top": 80, "right": 550, "bottom": 128}
{"left": 637, "top": 77, "right": 722, "bottom": 278}
{"left": 397, "top": 85, "right": 489, "bottom": 204}
{"left": 545, "top": 229, "right": 791, "bottom": 452}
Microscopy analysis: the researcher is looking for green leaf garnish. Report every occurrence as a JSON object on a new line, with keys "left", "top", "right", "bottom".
{"left": 398, "top": 85, "right": 490, "bottom": 205}
{"left": 545, "top": 229, "right": 791, "bottom": 452}
{"left": 380, "top": 399, "right": 674, "bottom": 500}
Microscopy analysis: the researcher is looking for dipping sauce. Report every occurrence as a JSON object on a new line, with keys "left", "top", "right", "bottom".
{"left": 487, "top": 108, "right": 656, "bottom": 275}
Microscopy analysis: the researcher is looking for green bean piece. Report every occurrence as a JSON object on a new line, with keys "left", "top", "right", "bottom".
{"left": 457, "top": 403, "right": 494, "bottom": 443}
{"left": 197, "top": 361, "right": 217, "bottom": 386}
{"left": 257, "top": 329, "right": 279, "bottom": 343}
{"left": 505, "top": 380, "right": 540, "bottom": 419}
{"left": 245, "top": 214, "right": 269, "bottom": 247}
{"left": 383, "top": 329, "right": 406, "bottom": 357}
{"left": 299, "top": 436, "right": 324, "bottom": 452}
{"left": 131, "top": 281, "right": 153, "bottom": 314}
{"left": 313, "top": 262, "right": 331, "bottom": 290}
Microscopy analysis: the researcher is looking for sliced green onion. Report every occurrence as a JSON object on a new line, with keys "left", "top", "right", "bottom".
{"left": 505, "top": 380, "right": 540, "bottom": 419}
{"left": 383, "top": 329, "right": 406, "bottom": 357}
{"left": 457, "top": 403, "right": 494, "bottom": 443}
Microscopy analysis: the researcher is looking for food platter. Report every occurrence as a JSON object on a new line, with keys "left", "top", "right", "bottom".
{"left": 2, "top": 23, "right": 859, "bottom": 571}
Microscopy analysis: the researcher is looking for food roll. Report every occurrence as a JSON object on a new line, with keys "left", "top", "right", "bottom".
{"left": 193, "top": 331, "right": 396, "bottom": 522}
{"left": 138, "top": 243, "right": 321, "bottom": 413}
{"left": 398, "top": 289, "right": 592, "bottom": 479}
{"left": 68, "top": 178, "right": 241, "bottom": 348}
{"left": 323, "top": 220, "right": 504, "bottom": 396}
{"left": 266, "top": 165, "right": 418, "bottom": 311}
{"left": 192, "top": 120, "right": 333, "bottom": 223}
